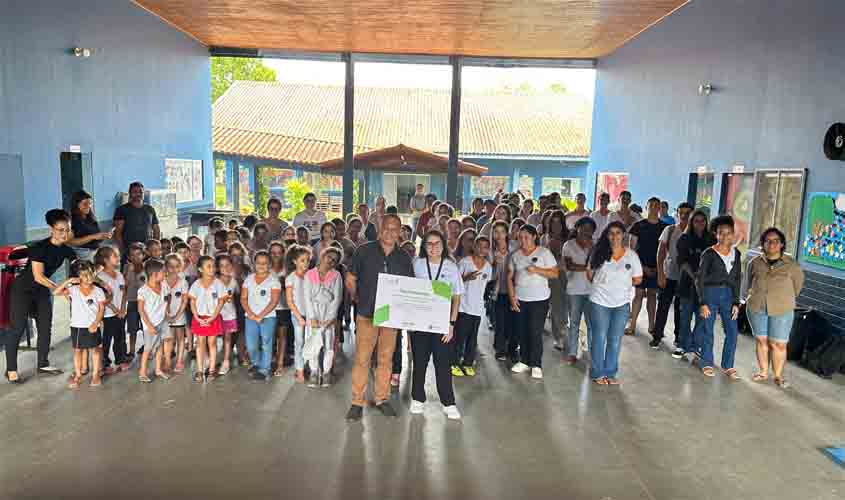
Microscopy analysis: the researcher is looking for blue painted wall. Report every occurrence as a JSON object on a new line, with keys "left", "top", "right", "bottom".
{"left": 589, "top": 0, "right": 845, "bottom": 278}
{"left": 0, "top": 0, "right": 212, "bottom": 240}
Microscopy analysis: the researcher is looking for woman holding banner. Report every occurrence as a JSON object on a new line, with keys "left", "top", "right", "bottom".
{"left": 409, "top": 229, "right": 464, "bottom": 420}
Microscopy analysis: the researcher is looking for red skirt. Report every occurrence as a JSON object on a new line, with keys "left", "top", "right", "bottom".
{"left": 191, "top": 315, "right": 222, "bottom": 337}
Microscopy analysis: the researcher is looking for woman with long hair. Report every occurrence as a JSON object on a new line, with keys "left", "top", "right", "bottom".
{"left": 675, "top": 210, "right": 713, "bottom": 360}
{"left": 507, "top": 224, "right": 559, "bottom": 379}
{"left": 540, "top": 210, "right": 570, "bottom": 352}
{"left": 409, "top": 229, "right": 464, "bottom": 420}
{"left": 587, "top": 221, "right": 643, "bottom": 385}
{"left": 446, "top": 219, "right": 463, "bottom": 255}
{"left": 491, "top": 220, "right": 518, "bottom": 360}
{"left": 479, "top": 203, "right": 512, "bottom": 239}
{"left": 67, "top": 190, "right": 112, "bottom": 261}
{"left": 562, "top": 216, "right": 596, "bottom": 364}
{"left": 746, "top": 228, "right": 805, "bottom": 388}
{"left": 454, "top": 227, "right": 477, "bottom": 260}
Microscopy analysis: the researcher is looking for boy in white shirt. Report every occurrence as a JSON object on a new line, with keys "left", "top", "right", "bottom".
{"left": 137, "top": 259, "right": 169, "bottom": 383}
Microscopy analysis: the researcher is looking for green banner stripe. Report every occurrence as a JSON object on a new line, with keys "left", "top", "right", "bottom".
{"left": 431, "top": 280, "right": 452, "bottom": 300}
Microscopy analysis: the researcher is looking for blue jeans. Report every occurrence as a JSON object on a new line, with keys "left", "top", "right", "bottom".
{"left": 245, "top": 316, "right": 277, "bottom": 376}
{"left": 678, "top": 296, "right": 703, "bottom": 354}
{"left": 700, "top": 286, "right": 739, "bottom": 370}
{"left": 567, "top": 294, "right": 592, "bottom": 357}
{"left": 292, "top": 319, "right": 305, "bottom": 371}
{"left": 748, "top": 307, "right": 794, "bottom": 344}
{"left": 589, "top": 301, "right": 629, "bottom": 379}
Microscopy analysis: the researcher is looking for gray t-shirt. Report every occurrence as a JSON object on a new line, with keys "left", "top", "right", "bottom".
{"left": 659, "top": 224, "right": 685, "bottom": 281}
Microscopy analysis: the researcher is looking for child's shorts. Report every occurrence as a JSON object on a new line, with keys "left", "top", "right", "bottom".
{"left": 276, "top": 309, "right": 293, "bottom": 330}
{"left": 191, "top": 315, "right": 223, "bottom": 337}
{"left": 70, "top": 327, "right": 102, "bottom": 349}
{"left": 222, "top": 318, "right": 238, "bottom": 334}
{"left": 144, "top": 323, "right": 173, "bottom": 353}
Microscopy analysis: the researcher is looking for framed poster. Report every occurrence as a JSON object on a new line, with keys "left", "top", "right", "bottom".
{"left": 802, "top": 192, "right": 845, "bottom": 271}
{"left": 719, "top": 172, "right": 754, "bottom": 254}
{"left": 748, "top": 169, "right": 807, "bottom": 256}
{"left": 687, "top": 172, "right": 715, "bottom": 218}
{"left": 165, "top": 158, "right": 203, "bottom": 203}
{"left": 594, "top": 172, "right": 629, "bottom": 208}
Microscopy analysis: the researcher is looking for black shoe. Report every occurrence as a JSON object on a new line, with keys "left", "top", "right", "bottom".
{"left": 649, "top": 338, "right": 661, "bottom": 350}
{"left": 495, "top": 352, "right": 507, "bottom": 361}
{"left": 247, "top": 365, "right": 258, "bottom": 375}
{"left": 38, "top": 366, "right": 63, "bottom": 376}
{"left": 252, "top": 371, "right": 267, "bottom": 381}
{"left": 375, "top": 401, "right": 398, "bottom": 417}
{"left": 671, "top": 348, "right": 684, "bottom": 359}
{"left": 307, "top": 372, "right": 320, "bottom": 388}
{"left": 346, "top": 405, "right": 363, "bottom": 422}
{"left": 137, "top": 346, "right": 144, "bottom": 355}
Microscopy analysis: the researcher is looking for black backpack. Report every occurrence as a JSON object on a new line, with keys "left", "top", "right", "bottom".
{"left": 802, "top": 335, "right": 845, "bottom": 379}
{"left": 787, "top": 308, "right": 822, "bottom": 361}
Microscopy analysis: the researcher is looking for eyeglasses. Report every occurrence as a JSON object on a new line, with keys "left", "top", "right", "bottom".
{"left": 425, "top": 241, "right": 442, "bottom": 248}
{"left": 53, "top": 227, "right": 70, "bottom": 234}
{"left": 764, "top": 238, "right": 782, "bottom": 245}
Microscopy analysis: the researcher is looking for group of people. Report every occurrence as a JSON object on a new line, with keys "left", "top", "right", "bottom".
{"left": 2, "top": 180, "right": 806, "bottom": 422}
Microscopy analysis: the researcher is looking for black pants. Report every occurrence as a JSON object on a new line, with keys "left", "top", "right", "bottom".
{"left": 5, "top": 282, "right": 53, "bottom": 372}
{"left": 410, "top": 331, "right": 455, "bottom": 406}
{"left": 125, "top": 301, "right": 141, "bottom": 336}
{"left": 102, "top": 316, "right": 128, "bottom": 366}
{"left": 517, "top": 299, "right": 550, "bottom": 368}
{"left": 654, "top": 279, "right": 681, "bottom": 343}
{"left": 494, "top": 294, "right": 517, "bottom": 357}
{"left": 392, "top": 330, "right": 403, "bottom": 375}
{"left": 453, "top": 312, "right": 481, "bottom": 366}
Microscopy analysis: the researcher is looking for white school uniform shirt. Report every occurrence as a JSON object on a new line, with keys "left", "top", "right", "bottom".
{"left": 293, "top": 210, "right": 327, "bottom": 240}
{"left": 69, "top": 285, "right": 107, "bottom": 329}
{"left": 188, "top": 278, "right": 227, "bottom": 317}
{"left": 218, "top": 277, "right": 239, "bottom": 321}
{"left": 96, "top": 270, "right": 125, "bottom": 319}
{"left": 413, "top": 257, "right": 464, "bottom": 297}
{"left": 163, "top": 276, "right": 189, "bottom": 325}
{"left": 286, "top": 272, "right": 307, "bottom": 317}
{"left": 243, "top": 273, "right": 282, "bottom": 315}
{"left": 509, "top": 246, "right": 557, "bottom": 302}
{"left": 272, "top": 269, "right": 289, "bottom": 310}
{"left": 457, "top": 256, "right": 492, "bottom": 317}
{"left": 589, "top": 249, "right": 644, "bottom": 308}
{"left": 562, "top": 239, "right": 592, "bottom": 296}
{"left": 138, "top": 283, "right": 167, "bottom": 328}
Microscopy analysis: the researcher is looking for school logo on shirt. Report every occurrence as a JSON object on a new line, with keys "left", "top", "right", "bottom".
{"left": 175, "top": 291, "right": 182, "bottom": 297}
{"left": 139, "top": 276, "right": 146, "bottom": 282}
{"left": 260, "top": 289, "right": 267, "bottom": 296}
{"left": 481, "top": 273, "right": 488, "bottom": 280}
{"left": 212, "top": 292, "right": 218, "bottom": 299}
{"left": 86, "top": 299, "right": 94, "bottom": 306}
{"left": 625, "top": 264, "right": 631, "bottom": 270}
{"left": 119, "top": 285, "right": 125, "bottom": 291}
{"left": 531, "top": 257, "right": 538, "bottom": 263}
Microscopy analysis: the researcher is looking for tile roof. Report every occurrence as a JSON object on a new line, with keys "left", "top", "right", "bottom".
{"left": 213, "top": 81, "right": 592, "bottom": 163}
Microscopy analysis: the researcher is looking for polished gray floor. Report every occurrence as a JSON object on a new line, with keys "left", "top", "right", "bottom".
{"left": 1, "top": 310, "right": 844, "bottom": 500}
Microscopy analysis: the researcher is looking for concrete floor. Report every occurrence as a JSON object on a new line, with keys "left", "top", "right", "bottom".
{"left": 1, "top": 309, "right": 844, "bottom": 500}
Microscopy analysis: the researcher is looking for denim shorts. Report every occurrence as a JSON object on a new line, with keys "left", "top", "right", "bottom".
{"left": 748, "top": 307, "right": 794, "bottom": 343}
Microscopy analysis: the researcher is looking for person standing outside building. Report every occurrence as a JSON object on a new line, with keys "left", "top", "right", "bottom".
{"left": 565, "top": 193, "right": 591, "bottom": 231}
{"left": 653, "top": 202, "right": 693, "bottom": 354}
{"left": 113, "top": 181, "right": 160, "bottom": 258}
{"left": 345, "top": 214, "right": 414, "bottom": 422}
{"left": 262, "top": 198, "right": 289, "bottom": 241}
{"left": 293, "top": 192, "right": 327, "bottom": 243}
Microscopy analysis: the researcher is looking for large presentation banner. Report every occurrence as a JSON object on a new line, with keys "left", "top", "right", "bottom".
{"left": 373, "top": 273, "right": 452, "bottom": 334}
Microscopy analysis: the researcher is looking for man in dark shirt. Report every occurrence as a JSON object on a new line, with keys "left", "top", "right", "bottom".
{"left": 628, "top": 197, "right": 668, "bottom": 344}
{"left": 345, "top": 214, "right": 413, "bottom": 421}
{"left": 5, "top": 209, "right": 78, "bottom": 382}
{"left": 357, "top": 203, "right": 379, "bottom": 242}
{"left": 113, "top": 181, "right": 160, "bottom": 254}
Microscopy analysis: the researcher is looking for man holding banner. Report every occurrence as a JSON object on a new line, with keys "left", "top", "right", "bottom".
{"left": 345, "top": 214, "right": 413, "bottom": 422}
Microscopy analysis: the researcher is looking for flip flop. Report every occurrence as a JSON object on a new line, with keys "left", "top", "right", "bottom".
{"left": 774, "top": 377, "right": 790, "bottom": 389}
{"left": 702, "top": 367, "right": 715, "bottom": 377}
{"left": 723, "top": 368, "right": 741, "bottom": 381}
{"left": 752, "top": 372, "right": 768, "bottom": 383}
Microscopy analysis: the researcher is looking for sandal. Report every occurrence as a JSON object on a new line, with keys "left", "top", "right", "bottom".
{"left": 273, "top": 368, "right": 286, "bottom": 377}
{"left": 68, "top": 375, "right": 81, "bottom": 389}
{"left": 193, "top": 372, "right": 204, "bottom": 383}
{"left": 702, "top": 367, "right": 715, "bottom": 377}
{"left": 218, "top": 363, "right": 230, "bottom": 376}
{"left": 774, "top": 377, "right": 790, "bottom": 389}
{"left": 90, "top": 375, "right": 102, "bottom": 388}
{"left": 174, "top": 362, "right": 185, "bottom": 374}
{"left": 723, "top": 368, "right": 741, "bottom": 381}
{"left": 624, "top": 327, "right": 635, "bottom": 336}
{"left": 751, "top": 372, "right": 768, "bottom": 383}
{"left": 592, "top": 377, "right": 608, "bottom": 385}
{"left": 155, "top": 372, "right": 170, "bottom": 381}
{"left": 606, "top": 378, "right": 621, "bottom": 386}
{"left": 138, "top": 375, "right": 152, "bottom": 383}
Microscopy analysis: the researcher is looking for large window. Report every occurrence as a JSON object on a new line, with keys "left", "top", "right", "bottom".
{"left": 519, "top": 175, "right": 534, "bottom": 199}
{"left": 542, "top": 177, "right": 581, "bottom": 200}
{"left": 471, "top": 176, "right": 509, "bottom": 198}
{"left": 748, "top": 169, "right": 807, "bottom": 256}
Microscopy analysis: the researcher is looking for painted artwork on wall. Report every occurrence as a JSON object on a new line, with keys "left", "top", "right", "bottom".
{"left": 594, "top": 172, "right": 629, "bottom": 208}
{"left": 803, "top": 192, "right": 845, "bottom": 271}
{"left": 720, "top": 173, "right": 754, "bottom": 254}
{"left": 165, "top": 158, "right": 203, "bottom": 203}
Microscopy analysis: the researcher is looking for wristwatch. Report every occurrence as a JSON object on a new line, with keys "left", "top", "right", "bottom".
{"left": 450, "top": 320, "right": 456, "bottom": 326}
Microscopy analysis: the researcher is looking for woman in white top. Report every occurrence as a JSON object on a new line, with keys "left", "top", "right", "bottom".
{"left": 562, "top": 216, "right": 596, "bottom": 364}
{"left": 479, "top": 203, "right": 512, "bottom": 239}
{"left": 587, "top": 221, "right": 643, "bottom": 385}
{"left": 409, "top": 229, "right": 464, "bottom": 420}
{"left": 507, "top": 224, "right": 559, "bottom": 379}
{"left": 453, "top": 234, "right": 492, "bottom": 376}
{"left": 240, "top": 251, "right": 282, "bottom": 380}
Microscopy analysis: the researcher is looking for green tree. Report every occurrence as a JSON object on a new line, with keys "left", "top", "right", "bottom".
{"left": 281, "top": 179, "right": 312, "bottom": 221}
{"left": 211, "top": 57, "right": 277, "bottom": 103}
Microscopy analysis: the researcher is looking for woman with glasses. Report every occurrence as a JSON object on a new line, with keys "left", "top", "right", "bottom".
{"left": 745, "top": 228, "right": 804, "bottom": 388}
{"left": 5, "top": 209, "right": 78, "bottom": 383}
{"left": 587, "top": 221, "right": 643, "bottom": 385}
{"left": 409, "top": 229, "right": 464, "bottom": 420}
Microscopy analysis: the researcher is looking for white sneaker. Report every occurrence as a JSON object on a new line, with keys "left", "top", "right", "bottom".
{"left": 443, "top": 405, "right": 462, "bottom": 420}
{"left": 409, "top": 400, "right": 425, "bottom": 414}
{"left": 511, "top": 362, "right": 530, "bottom": 374}
{"left": 531, "top": 367, "right": 543, "bottom": 379}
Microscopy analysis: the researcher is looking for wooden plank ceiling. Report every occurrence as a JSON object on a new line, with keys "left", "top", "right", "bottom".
{"left": 132, "top": 0, "right": 689, "bottom": 59}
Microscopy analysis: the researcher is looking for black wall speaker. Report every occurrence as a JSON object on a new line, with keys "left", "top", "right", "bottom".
{"left": 823, "top": 123, "right": 845, "bottom": 160}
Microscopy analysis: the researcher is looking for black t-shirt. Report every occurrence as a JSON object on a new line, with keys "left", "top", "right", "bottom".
{"left": 71, "top": 214, "right": 102, "bottom": 250}
{"left": 630, "top": 219, "right": 668, "bottom": 268}
{"left": 113, "top": 203, "right": 159, "bottom": 246}
{"left": 349, "top": 240, "right": 414, "bottom": 318}
{"left": 19, "top": 238, "right": 77, "bottom": 291}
